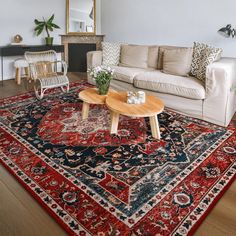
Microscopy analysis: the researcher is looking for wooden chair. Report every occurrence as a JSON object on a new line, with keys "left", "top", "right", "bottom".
{"left": 24, "top": 50, "right": 69, "bottom": 99}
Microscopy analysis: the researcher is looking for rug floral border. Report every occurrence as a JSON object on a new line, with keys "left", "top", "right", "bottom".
{"left": 0, "top": 83, "right": 235, "bottom": 235}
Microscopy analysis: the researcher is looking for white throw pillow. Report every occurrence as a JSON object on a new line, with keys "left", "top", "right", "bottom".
{"left": 102, "top": 42, "right": 121, "bottom": 66}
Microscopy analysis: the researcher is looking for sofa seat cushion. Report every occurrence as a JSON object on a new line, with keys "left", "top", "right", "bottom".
{"left": 111, "top": 65, "right": 153, "bottom": 84}
{"left": 134, "top": 71, "right": 205, "bottom": 100}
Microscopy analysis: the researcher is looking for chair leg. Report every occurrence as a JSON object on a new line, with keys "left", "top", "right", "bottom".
{"left": 61, "top": 84, "right": 70, "bottom": 93}
{"left": 15, "top": 68, "right": 21, "bottom": 85}
{"left": 24, "top": 67, "right": 31, "bottom": 82}
{"left": 34, "top": 85, "right": 45, "bottom": 100}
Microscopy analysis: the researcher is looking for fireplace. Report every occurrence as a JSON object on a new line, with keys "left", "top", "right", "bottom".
{"left": 68, "top": 43, "right": 96, "bottom": 72}
{"left": 60, "top": 34, "right": 104, "bottom": 72}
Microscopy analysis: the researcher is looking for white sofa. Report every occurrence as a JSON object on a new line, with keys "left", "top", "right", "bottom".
{"left": 87, "top": 44, "right": 236, "bottom": 127}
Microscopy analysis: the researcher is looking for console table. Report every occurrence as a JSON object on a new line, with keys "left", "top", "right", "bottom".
{"left": 0, "top": 44, "right": 64, "bottom": 85}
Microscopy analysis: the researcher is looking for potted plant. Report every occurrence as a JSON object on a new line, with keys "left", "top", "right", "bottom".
{"left": 88, "top": 66, "right": 115, "bottom": 95}
{"left": 34, "top": 14, "right": 60, "bottom": 45}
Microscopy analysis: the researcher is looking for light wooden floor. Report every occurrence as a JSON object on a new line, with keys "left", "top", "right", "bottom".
{"left": 0, "top": 73, "right": 235, "bottom": 236}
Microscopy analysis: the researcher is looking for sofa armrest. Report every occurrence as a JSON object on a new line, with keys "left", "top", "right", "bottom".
{"left": 206, "top": 57, "right": 236, "bottom": 97}
{"left": 203, "top": 57, "right": 236, "bottom": 126}
{"left": 87, "top": 51, "right": 102, "bottom": 70}
{"left": 86, "top": 51, "right": 102, "bottom": 85}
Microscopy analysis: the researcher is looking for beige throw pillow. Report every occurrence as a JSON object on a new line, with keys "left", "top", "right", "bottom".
{"left": 157, "top": 45, "right": 191, "bottom": 69}
{"left": 120, "top": 44, "right": 149, "bottom": 69}
{"left": 162, "top": 48, "right": 193, "bottom": 77}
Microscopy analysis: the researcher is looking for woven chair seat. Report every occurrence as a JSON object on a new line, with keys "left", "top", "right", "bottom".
{"left": 39, "top": 75, "right": 69, "bottom": 88}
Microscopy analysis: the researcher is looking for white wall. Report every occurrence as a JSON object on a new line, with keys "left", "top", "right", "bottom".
{"left": 96, "top": 0, "right": 101, "bottom": 34}
{"left": 101, "top": 0, "right": 236, "bottom": 57}
{"left": 0, "top": 0, "right": 101, "bottom": 80}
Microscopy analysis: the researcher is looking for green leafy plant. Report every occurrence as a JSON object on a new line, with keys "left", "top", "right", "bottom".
{"left": 34, "top": 14, "right": 60, "bottom": 38}
{"left": 88, "top": 66, "right": 115, "bottom": 95}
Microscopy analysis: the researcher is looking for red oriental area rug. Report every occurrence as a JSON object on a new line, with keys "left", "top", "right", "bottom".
{"left": 0, "top": 81, "right": 235, "bottom": 236}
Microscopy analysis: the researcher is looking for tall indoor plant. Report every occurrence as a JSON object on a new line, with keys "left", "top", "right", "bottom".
{"left": 34, "top": 14, "right": 60, "bottom": 45}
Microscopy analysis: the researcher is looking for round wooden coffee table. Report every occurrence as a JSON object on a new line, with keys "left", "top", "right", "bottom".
{"left": 79, "top": 88, "right": 115, "bottom": 119}
{"left": 106, "top": 92, "right": 164, "bottom": 139}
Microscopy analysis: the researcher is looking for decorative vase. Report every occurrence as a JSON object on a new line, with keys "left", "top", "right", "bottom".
{"left": 13, "top": 34, "right": 23, "bottom": 43}
{"left": 96, "top": 81, "right": 110, "bottom": 95}
{"left": 45, "top": 37, "right": 53, "bottom": 45}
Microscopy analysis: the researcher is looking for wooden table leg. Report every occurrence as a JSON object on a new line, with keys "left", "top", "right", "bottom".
{"left": 82, "top": 102, "right": 90, "bottom": 120}
{"left": 149, "top": 115, "right": 161, "bottom": 139}
{"left": 110, "top": 112, "right": 119, "bottom": 134}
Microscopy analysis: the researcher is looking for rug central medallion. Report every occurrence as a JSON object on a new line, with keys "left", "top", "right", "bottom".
{"left": 37, "top": 103, "right": 147, "bottom": 146}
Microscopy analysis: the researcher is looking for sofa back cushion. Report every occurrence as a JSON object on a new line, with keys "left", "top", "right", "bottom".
{"left": 158, "top": 45, "right": 192, "bottom": 69}
{"left": 162, "top": 48, "right": 193, "bottom": 76}
{"left": 147, "top": 45, "right": 159, "bottom": 69}
{"left": 102, "top": 42, "right": 121, "bottom": 66}
{"left": 120, "top": 44, "right": 149, "bottom": 69}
